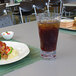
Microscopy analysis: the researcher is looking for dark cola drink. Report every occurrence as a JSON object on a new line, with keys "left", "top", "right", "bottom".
{"left": 38, "top": 20, "right": 60, "bottom": 59}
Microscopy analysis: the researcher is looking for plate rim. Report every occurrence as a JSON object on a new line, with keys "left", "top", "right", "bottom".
{"left": 60, "top": 27, "right": 76, "bottom": 31}
{"left": 0, "top": 41, "right": 30, "bottom": 65}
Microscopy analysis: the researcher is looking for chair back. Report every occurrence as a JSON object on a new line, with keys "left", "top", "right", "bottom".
{"left": 0, "top": 15, "right": 13, "bottom": 28}
{"left": 0, "top": 0, "right": 4, "bottom": 3}
{"left": 32, "top": 0, "right": 47, "bottom": 16}
{"left": 33, "top": 0, "right": 46, "bottom": 9}
{"left": 4, "top": 0, "right": 10, "bottom": 3}
{"left": 19, "top": 2, "right": 33, "bottom": 23}
{"left": 0, "top": 3, "right": 6, "bottom": 16}
{"left": 20, "top": 2, "right": 33, "bottom": 12}
{"left": 49, "top": 0, "right": 60, "bottom": 7}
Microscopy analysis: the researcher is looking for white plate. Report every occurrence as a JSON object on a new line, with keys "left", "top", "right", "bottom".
{"left": 0, "top": 41, "right": 30, "bottom": 65}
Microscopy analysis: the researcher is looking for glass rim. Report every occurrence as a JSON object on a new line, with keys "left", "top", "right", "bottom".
{"left": 36, "top": 12, "right": 61, "bottom": 22}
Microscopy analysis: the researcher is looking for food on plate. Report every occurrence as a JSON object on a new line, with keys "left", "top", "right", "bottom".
{"left": 1, "top": 31, "right": 14, "bottom": 40}
{"left": 74, "top": 17, "right": 76, "bottom": 26}
{"left": 74, "top": 17, "right": 76, "bottom": 21}
{"left": 69, "top": 26, "right": 76, "bottom": 30}
{"left": 60, "top": 19, "right": 74, "bottom": 28}
{"left": 0, "top": 41, "right": 18, "bottom": 60}
{"left": 3, "top": 31, "right": 11, "bottom": 35}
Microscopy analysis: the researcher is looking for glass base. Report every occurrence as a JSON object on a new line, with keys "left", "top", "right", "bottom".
{"left": 41, "top": 50, "right": 56, "bottom": 60}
